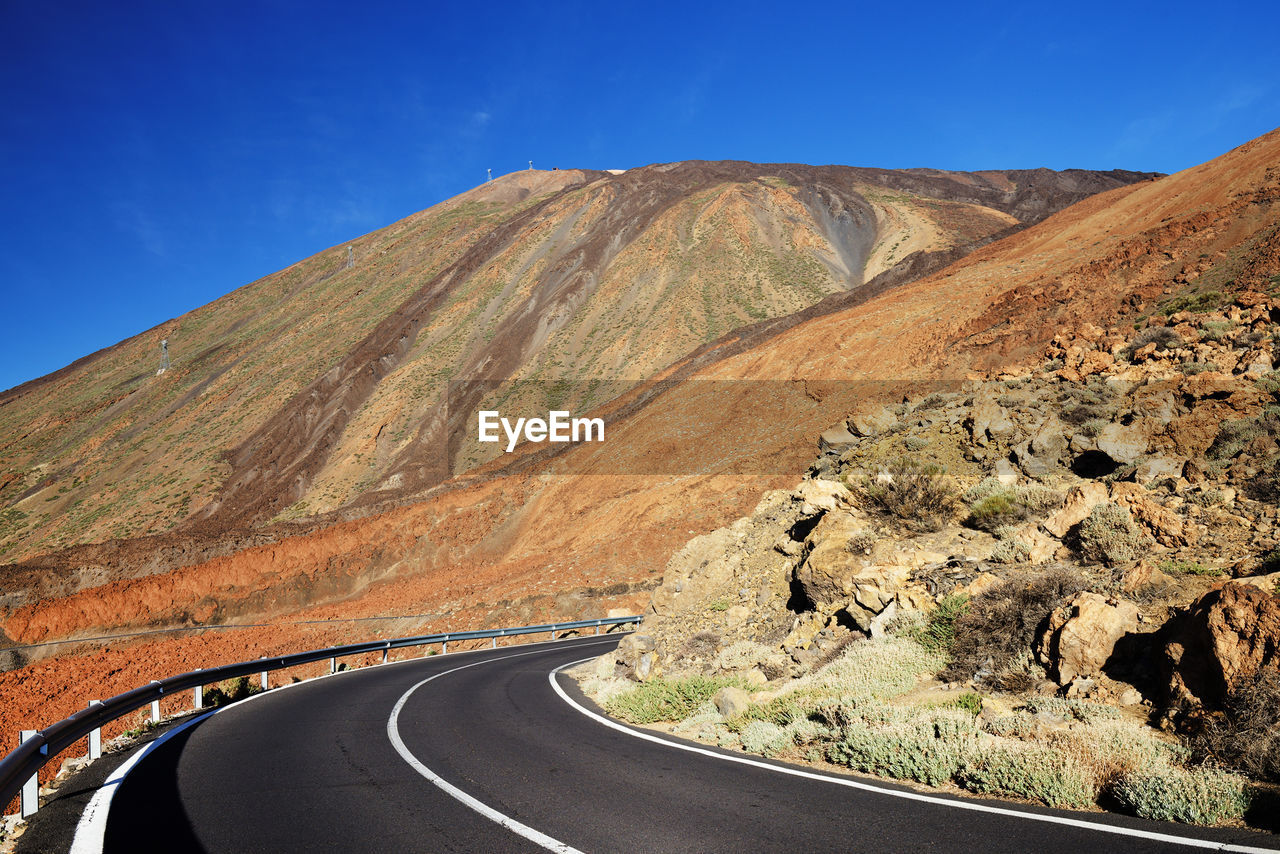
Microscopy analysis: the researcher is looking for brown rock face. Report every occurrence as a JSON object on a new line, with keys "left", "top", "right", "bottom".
{"left": 1036, "top": 592, "right": 1141, "bottom": 685}
{"left": 1042, "top": 483, "right": 1109, "bottom": 538}
{"left": 1163, "top": 582, "right": 1280, "bottom": 710}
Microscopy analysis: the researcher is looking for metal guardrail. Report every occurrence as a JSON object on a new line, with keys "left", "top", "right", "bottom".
{"left": 1, "top": 615, "right": 640, "bottom": 818}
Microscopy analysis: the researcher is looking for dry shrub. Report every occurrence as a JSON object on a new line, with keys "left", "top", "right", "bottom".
{"left": 942, "top": 566, "right": 1085, "bottom": 688}
{"left": 679, "top": 631, "right": 720, "bottom": 661}
{"left": 860, "top": 457, "right": 960, "bottom": 532}
{"left": 1191, "top": 668, "right": 1280, "bottom": 783}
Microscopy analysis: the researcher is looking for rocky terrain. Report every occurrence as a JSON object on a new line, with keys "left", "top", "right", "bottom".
{"left": 587, "top": 291, "right": 1280, "bottom": 826}
{"left": 1, "top": 128, "right": 1277, "bottom": 809}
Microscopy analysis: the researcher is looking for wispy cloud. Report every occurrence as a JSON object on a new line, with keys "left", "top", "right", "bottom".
{"left": 111, "top": 200, "right": 166, "bottom": 257}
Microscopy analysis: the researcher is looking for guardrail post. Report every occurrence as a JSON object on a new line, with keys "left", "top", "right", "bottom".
{"left": 595, "top": 622, "right": 600, "bottom": 635}
{"left": 329, "top": 657, "right": 337, "bottom": 675}
{"left": 19, "top": 730, "right": 38, "bottom": 817}
{"left": 382, "top": 645, "right": 389, "bottom": 665}
{"left": 88, "top": 701, "right": 103, "bottom": 759}
{"left": 551, "top": 625, "right": 557, "bottom": 640}
{"left": 491, "top": 635, "right": 497, "bottom": 649}
{"left": 260, "top": 671, "right": 268, "bottom": 691}
{"left": 442, "top": 641, "right": 448, "bottom": 655}
{"left": 193, "top": 683, "right": 203, "bottom": 710}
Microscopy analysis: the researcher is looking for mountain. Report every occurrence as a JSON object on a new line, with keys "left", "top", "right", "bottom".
{"left": 0, "top": 163, "right": 1149, "bottom": 564}
{"left": 21, "top": 126, "right": 1280, "bottom": 756}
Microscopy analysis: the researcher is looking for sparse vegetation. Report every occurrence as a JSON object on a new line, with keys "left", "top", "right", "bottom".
{"left": 860, "top": 457, "right": 960, "bottom": 532}
{"left": 1128, "top": 325, "right": 1185, "bottom": 358}
{"left": 943, "top": 567, "right": 1085, "bottom": 689}
{"left": 1075, "top": 502, "right": 1145, "bottom": 565}
{"left": 1191, "top": 668, "right": 1280, "bottom": 783}
{"left": 1158, "top": 559, "right": 1222, "bottom": 577}
{"left": 605, "top": 675, "right": 747, "bottom": 724}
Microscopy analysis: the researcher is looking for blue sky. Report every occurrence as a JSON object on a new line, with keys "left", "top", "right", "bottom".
{"left": 1, "top": 0, "right": 1277, "bottom": 392}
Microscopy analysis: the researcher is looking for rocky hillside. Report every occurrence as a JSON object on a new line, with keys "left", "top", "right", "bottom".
{"left": 0, "top": 164, "right": 1136, "bottom": 564}
{"left": 589, "top": 295, "right": 1280, "bottom": 826}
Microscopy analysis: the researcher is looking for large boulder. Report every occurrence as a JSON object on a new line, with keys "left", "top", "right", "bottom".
{"left": 1041, "top": 482, "right": 1109, "bottom": 538}
{"left": 713, "top": 686, "right": 752, "bottom": 718}
{"left": 791, "top": 513, "right": 908, "bottom": 626}
{"left": 1162, "top": 582, "right": 1280, "bottom": 710}
{"left": 1036, "top": 592, "right": 1141, "bottom": 685}
{"left": 1109, "top": 482, "right": 1201, "bottom": 548}
{"left": 966, "top": 391, "right": 1015, "bottom": 447}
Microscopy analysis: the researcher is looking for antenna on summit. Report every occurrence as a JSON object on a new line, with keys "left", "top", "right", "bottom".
{"left": 487, "top": 168, "right": 492, "bottom": 182}
{"left": 528, "top": 160, "right": 533, "bottom": 170}
{"left": 157, "top": 339, "right": 170, "bottom": 376}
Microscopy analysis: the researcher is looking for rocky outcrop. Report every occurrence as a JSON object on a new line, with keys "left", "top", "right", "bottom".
{"left": 1035, "top": 592, "right": 1141, "bottom": 685}
{"left": 1163, "top": 582, "right": 1280, "bottom": 710}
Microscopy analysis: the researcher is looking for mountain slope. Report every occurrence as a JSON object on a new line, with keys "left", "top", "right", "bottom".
{"left": 0, "top": 163, "right": 1147, "bottom": 562}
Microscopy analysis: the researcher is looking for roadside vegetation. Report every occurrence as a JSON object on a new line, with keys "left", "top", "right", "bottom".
{"left": 595, "top": 628, "right": 1254, "bottom": 822}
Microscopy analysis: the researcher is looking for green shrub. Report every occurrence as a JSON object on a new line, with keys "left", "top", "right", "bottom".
{"left": 1208, "top": 415, "right": 1280, "bottom": 461}
{"left": 1079, "top": 418, "right": 1107, "bottom": 438}
{"left": 957, "top": 744, "right": 1095, "bottom": 809}
{"left": 988, "top": 539, "right": 1033, "bottom": 564}
{"left": 967, "top": 492, "right": 1027, "bottom": 532}
{"left": 1160, "top": 290, "right": 1225, "bottom": 316}
{"left": 1158, "top": 559, "right": 1222, "bottom": 577}
{"left": 740, "top": 720, "right": 789, "bottom": 756}
{"left": 792, "top": 636, "right": 947, "bottom": 703}
{"left": 1076, "top": 502, "right": 1145, "bottom": 565}
{"left": 953, "top": 692, "right": 983, "bottom": 716}
{"left": 1019, "top": 696, "right": 1121, "bottom": 723}
{"left": 827, "top": 709, "right": 978, "bottom": 786}
{"left": 860, "top": 457, "right": 960, "bottom": 532}
{"left": 1111, "top": 766, "right": 1251, "bottom": 825}
{"left": 203, "top": 675, "right": 263, "bottom": 708}
{"left": 1199, "top": 320, "right": 1234, "bottom": 342}
{"left": 910, "top": 593, "right": 969, "bottom": 657}
{"left": 1179, "top": 361, "right": 1219, "bottom": 375}
{"left": 605, "top": 675, "right": 746, "bottom": 724}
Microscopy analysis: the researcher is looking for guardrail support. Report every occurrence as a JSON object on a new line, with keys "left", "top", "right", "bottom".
{"left": 19, "top": 731, "right": 38, "bottom": 817}
{"left": 260, "top": 671, "right": 268, "bottom": 691}
{"left": 88, "top": 701, "right": 103, "bottom": 759}
{"left": 193, "top": 684, "right": 203, "bottom": 710}
{"left": 0, "top": 613, "right": 641, "bottom": 812}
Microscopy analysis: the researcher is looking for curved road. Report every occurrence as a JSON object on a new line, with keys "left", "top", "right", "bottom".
{"left": 67, "top": 636, "right": 1278, "bottom": 852}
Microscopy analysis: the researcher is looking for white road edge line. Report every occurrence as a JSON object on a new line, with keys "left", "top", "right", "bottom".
{"left": 69, "top": 710, "right": 216, "bottom": 854}
{"left": 388, "top": 639, "right": 616, "bottom": 854}
{"left": 69, "top": 638, "right": 550, "bottom": 854}
{"left": 549, "top": 657, "right": 1278, "bottom": 854}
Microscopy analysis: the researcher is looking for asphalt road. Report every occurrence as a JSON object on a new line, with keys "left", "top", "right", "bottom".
{"left": 30, "top": 635, "right": 1280, "bottom": 853}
